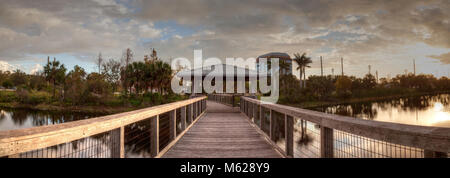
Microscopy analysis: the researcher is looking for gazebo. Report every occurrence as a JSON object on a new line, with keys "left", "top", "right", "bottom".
{"left": 256, "top": 52, "right": 292, "bottom": 75}
{"left": 176, "top": 64, "right": 262, "bottom": 96}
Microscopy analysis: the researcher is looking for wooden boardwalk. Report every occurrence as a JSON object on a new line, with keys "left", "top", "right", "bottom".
{"left": 162, "top": 101, "right": 282, "bottom": 158}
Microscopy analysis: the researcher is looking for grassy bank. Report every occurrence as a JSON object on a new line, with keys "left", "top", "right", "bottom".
{"left": 0, "top": 102, "right": 137, "bottom": 115}
{"left": 0, "top": 90, "right": 188, "bottom": 115}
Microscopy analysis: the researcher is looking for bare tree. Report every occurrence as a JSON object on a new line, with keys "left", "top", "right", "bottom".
{"left": 122, "top": 48, "right": 133, "bottom": 67}
{"left": 96, "top": 52, "right": 103, "bottom": 73}
{"left": 121, "top": 48, "right": 133, "bottom": 95}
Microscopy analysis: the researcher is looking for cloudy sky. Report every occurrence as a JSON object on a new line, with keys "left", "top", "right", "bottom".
{"left": 0, "top": 0, "right": 449, "bottom": 78}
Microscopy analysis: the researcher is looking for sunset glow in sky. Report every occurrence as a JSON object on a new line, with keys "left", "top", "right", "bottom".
{"left": 0, "top": 0, "right": 449, "bottom": 78}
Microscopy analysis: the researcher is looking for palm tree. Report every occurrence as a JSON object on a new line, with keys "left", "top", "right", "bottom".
{"left": 293, "top": 53, "right": 312, "bottom": 88}
{"left": 44, "top": 57, "right": 67, "bottom": 98}
{"left": 153, "top": 61, "right": 172, "bottom": 94}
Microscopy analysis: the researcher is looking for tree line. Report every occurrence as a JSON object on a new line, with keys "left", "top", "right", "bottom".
{"left": 276, "top": 52, "right": 450, "bottom": 104}
{"left": 0, "top": 48, "right": 181, "bottom": 106}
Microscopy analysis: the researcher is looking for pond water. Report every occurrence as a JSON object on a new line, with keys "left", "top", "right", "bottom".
{"left": 0, "top": 108, "right": 100, "bottom": 131}
{"left": 311, "top": 94, "right": 450, "bottom": 128}
{"left": 0, "top": 106, "right": 175, "bottom": 158}
{"left": 2, "top": 94, "right": 448, "bottom": 158}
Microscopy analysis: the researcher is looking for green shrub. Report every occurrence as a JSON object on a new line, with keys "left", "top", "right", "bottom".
{"left": 26, "top": 91, "right": 51, "bottom": 104}
{"left": 104, "top": 96, "right": 123, "bottom": 107}
{"left": 129, "top": 98, "right": 142, "bottom": 107}
{"left": 0, "top": 91, "right": 17, "bottom": 102}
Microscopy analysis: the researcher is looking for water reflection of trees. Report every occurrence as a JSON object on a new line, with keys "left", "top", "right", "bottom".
{"left": 124, "top": 119, "right": 152, "bottom": 157}
{"left": 11, "top": 110, "right": 28, "bottom": 125}
{"left": 0, "top": 110, "right": 6, "bottom": 121}
{"left": 0, "top": 107, "right": 96, "bottom": 128}
{"left": 314, "top": 94, "right": 450, "bottom": 119}
{"left": 320, "top": 103, "right": 378, "bottom": 120}
{"left": 296, "top": 119, "right": 311, "bottom": 145}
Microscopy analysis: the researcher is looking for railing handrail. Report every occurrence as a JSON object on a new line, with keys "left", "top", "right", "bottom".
{"left": 0, "top": 96, "right": 207, "bottom": 157}
{"left": 241, "top": 96, "right": 450, "bottom": 153}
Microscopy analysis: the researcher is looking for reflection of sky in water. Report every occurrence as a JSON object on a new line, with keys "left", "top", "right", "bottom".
{"left": 366, "top": 102, "right": 450, "bottom": 127}
{"left": 317, "top": 94, "right": 450, "bottom": 128}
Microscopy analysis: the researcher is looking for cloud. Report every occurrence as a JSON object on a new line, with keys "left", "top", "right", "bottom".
{"left": 0, "top": 61, "right": 19, "bottom": 72}
{"left": 139, "top": 24, "right": 162, "bottom": 38}
{"left": 30, "top": 64, "right": 43, "bottom": 74}
{"left": 0, "top": 0, "right": 154, "bottom": 62}
{"left": 429, "top": 52, "right": 450, "bottom": 64}
{"left": 0, "top": 0, "right": 449, "bottom": 77}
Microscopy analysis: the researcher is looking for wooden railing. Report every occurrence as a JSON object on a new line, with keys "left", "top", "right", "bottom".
{"left": 0, "top": 96, "right": 207, "bottom": 158}
{"left": 240, "top": 96, "right": 450, "bottom": 158}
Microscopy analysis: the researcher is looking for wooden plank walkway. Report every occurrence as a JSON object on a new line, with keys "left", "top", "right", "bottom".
{"left": 162, "top": 101, "right": 282, "bottom": 158}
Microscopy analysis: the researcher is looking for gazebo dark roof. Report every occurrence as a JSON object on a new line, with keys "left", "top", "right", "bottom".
{"left": 256, "top": 52, "right": 291, "bottom": 63}
{"left": 176, "top": 64, "right": 260, "bottom": 78}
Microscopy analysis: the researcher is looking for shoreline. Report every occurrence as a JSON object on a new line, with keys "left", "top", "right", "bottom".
{"left": 1, "top": 91, "right": 449, "bottom": 114}
{"left": 283, "top": 91, "right": 450, "bottom": 109}
{"left": 0, "top": 102, "right": 138, "bottom": 115}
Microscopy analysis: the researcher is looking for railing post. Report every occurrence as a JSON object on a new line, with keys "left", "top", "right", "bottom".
{"left": 285, "top": 115, "right": 293, "bottom": 157}
{"left": 197, "top": 101, "right": 200, "bottom": 116}
{"left": 204, "top": 99, "right": 206, "bottom": 111}
{"left": 246, "top": 100, "right": 248, "bottom": 115}
{"left": 197, "top": 101, "right": 202, "bottom": 117}
{"left": 246, "top": 100, "right": 249, "bottom": 116}
{"left": 170, "top": 109, "right": 177, "bottom": 141}
{"left": 189, "top": 103, "right": 193, "bottom": 123}
{"left": 269, "top": 109, "right": 273, "bottom": 139}
{"left": 259, "top": 105, "right": 263, "bottom": 128}
{"left": 243, "top": 99, "right": 246, "bottom": 114}
{"left": 196, "top": 101, "right": 199, "bottom": 117}
{"left": 193, "top": 102, "right": 197, "bottom": 119}
{"left": 201, "top": 99, "right": 204, "bottom": 113}
{"left": 111, "top": 127, "right": 122, "bottom": 158}
{"left": 239, "top": 96, "right": 245, "bottom": 112}
{"left": 239, "top": 97, "right": 244, "bottom": 112}
{"left": 320, "top": 126, "right": 334, "bottom": 158}
{"left": 151, "top": 115, "right": 159, "bottom": 157}
{"left": 248, "top": 102, "right": 253, "bottom": 120}
{"left": 202, "top": 99, "right": 205, "bottom": 112}
{"left": 232, "top": 95, "right": 235, "bottom": 107}
{"left": 424, "top": 150, "right": 447, "bottom": 158}
{"left": 181, "top": 106, "right": 186, "bottom": 130}
{"left": 252, "top": 102, "right": 257, "bottom": 123}
{"left": 119, "top": 126, "right": 124, "bottom": 158}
